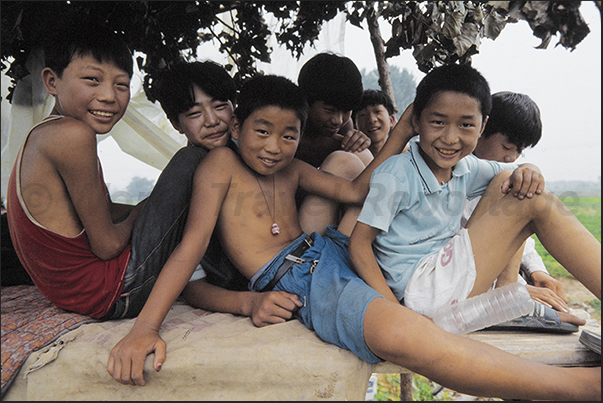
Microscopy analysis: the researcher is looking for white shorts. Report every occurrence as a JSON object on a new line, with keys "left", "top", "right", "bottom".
{"left": 403, "top": 229, "right": 477, "bottom": 318}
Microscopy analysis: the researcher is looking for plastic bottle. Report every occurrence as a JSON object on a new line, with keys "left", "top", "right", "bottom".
{"left": 432, "top": 282, "right": 534, "bottom": 335}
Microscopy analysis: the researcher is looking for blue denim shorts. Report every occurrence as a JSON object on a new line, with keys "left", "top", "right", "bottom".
{"left": 250, "top": 226, "right": 384, "bottom": 365}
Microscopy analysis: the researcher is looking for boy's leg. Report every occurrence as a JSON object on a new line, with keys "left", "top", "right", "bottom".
{"left": 467, "top": 171, "right": 601, "bottom": 299}
{"left": 110, "top": 147, "right": 207, "bottom": 319}
{"left": 299, "top": 150, "right": 366, "bottom": 235}
{"left": 493, "top": 240, "right": 525, "bottom": 288}
{"left": 363, "top": 298, "right": 601, "bottom": 401}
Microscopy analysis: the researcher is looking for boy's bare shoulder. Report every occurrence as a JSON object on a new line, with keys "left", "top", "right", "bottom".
{"left": 24, "top": 117, "right": 98, "bottom": 167}
{"left": 40, "top": 116, "right": 95, "bottom": 134}
{"left": 33, "top": 116, "right": 97, "bottom": 149}
{"left": 203, "top": 146, "right": 240, "bottom": 166}
{"left": 198, "top": 146, "right": 245, "bottom": 176}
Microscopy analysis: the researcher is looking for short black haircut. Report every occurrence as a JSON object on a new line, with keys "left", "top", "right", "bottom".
{"left": 353, "top": 89, "right": 396, "bottom": 121}
{"left": 235, "top": 74, "right": 308, "bottom": 134}
{"left": 297, "top": 52, "right": 363, "bottom": 112}
{"left": 152, "top": 61, "right": 237, "bottom": 123}
{"left": 482, "top": 91, "right": 542, "bottom": 151}
{"left": 43, "top": 20, "right": 133, "bottom": 79}
{"left": 413, "top": 63, "right": 491, "bottom": 121}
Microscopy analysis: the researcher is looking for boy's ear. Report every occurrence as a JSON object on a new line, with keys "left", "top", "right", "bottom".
{"left": 479, "top": 115, "right": 489, "bottom": 137}
{"left": 411, "top": 113, "right": 420, "bottom": 133}
{"left": 230, "top": 115, "right": 240, "bottom": 140}
{"left": 169, "top": 118, "right": 184, "bottom": 134}
{"left": 41, "top": 67, "right": 59, "bottom": 96}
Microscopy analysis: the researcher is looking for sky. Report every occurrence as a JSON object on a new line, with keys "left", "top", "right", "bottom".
{"left": 98, "top": 2, "right": 601, "bottom": 190}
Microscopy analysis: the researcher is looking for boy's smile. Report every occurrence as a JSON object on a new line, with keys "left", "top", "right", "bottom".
{"left": 232, "top": 105, "right": 301, "bottom": 176}
{"left": 174, "top": 84, "right": 233, "bottom": 150}
{"left": 355, "top": 104, "right": 395, "bottom": 146}
{"left": 413, "top": 91, "right": 486, "bottom": 184}
{"left": 47, "top": 54, "right": 130, "bottom": 135}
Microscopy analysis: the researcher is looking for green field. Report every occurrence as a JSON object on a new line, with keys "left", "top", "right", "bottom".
{"left": 533, "top": 196, "right": 601, "bottom": 278}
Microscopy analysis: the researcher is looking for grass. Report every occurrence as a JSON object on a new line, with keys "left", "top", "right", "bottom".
{"left": 532, "top": 196, "right": 601, "bottom": 320}
{"left": 533, "top": 196, "right": 601, "bottom": 279}
{"left": 373, "top": 196, "right": 601, "bottom": 401}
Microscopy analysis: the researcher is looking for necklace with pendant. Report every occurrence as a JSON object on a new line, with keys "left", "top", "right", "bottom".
{"left": 255, "top": 174, "right": 280, "bottom": 235}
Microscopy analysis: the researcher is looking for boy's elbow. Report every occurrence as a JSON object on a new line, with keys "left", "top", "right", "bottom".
{"left": 91, "top": 239, "right": 128, "bottom": 261}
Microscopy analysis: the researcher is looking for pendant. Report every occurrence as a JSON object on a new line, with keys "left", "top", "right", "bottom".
{"left": 271, "top": 223, "right": 280, "bottom": 235}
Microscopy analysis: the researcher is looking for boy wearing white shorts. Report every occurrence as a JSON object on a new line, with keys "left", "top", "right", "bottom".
{"left": 349, "top": 64, "right": 599, "bottom": 328}
{"left": 352, "top": 135, "right": 514, "bottom": 318}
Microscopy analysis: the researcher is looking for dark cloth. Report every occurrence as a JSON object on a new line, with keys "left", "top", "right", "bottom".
{"left": 109, "top": 142, "right": 247, "bottom": 319}
{"left": 1, "top": 211, "right": 33, "bottom": 286}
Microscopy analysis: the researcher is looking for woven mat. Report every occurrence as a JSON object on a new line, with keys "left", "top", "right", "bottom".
{"left": 1, "top": 285, "right": 97, "bottom": 397}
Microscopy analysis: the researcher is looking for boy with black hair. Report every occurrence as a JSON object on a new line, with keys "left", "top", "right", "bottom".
{"left": 349, "top": 64, "right": 597, "bottom": 331}
{"left": 296, "top": 52, "right": 372, "bottom": 168}
{"left": 296, "top": 52, "right": 373, "bottom": 235}
{"left": 152, "top": 60, "right": 248, "bottom": 291}
{"left": 353, "top": 88, "right": 398, "bottom": 156}
{"left": 109, "top": 73, "right": 599, "bottom": 401}
{"left": 460, "top": 91, "right": 575, "bottom": 330}
{"left": 473, "top": 91, "right": 542, "bottom": 162}
{"left": 152, "top": 60, "right": 236, "bottom": 150}
{"left": 5, "top": 23, "right": 235, "bottom": 325}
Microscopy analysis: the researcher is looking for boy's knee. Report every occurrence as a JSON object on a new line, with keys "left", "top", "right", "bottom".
{"left": 490, "top": 169, "right": 515, "bottom": 189}
{"left": 320, "top": 151, "right": 365, "bottom": 180}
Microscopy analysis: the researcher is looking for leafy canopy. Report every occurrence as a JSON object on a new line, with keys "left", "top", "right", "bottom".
{"left": 1, "top": 1, "right": 591, "bottom": 103}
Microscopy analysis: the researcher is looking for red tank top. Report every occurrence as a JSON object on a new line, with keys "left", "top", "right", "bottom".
{"left": 6, "top": 116, "right": 130, "bottom": 318}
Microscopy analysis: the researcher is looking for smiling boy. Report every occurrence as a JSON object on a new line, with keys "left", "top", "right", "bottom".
{"left": 353, "top": 89, "right": 398, "bottom": 156}
{"left": 349, "top": 64, "right": 599, "bottom": 325}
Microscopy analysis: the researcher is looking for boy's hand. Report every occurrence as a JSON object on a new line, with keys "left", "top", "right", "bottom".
{"left": 334, "top": 129, "right": 371, "bottom": 153}
{"left": 529, "top": 271, "right": 569, "bottom": 312}
{"left": 501, "top": 163, "right": 544, "bottom": 200}
{"left": 107, "top": 324, "right": 166, "bottom": 386}
{"left": 390, "top": 103, "right": 416, "bottom": 143}
{"left": 249, "top": 291, "right": 303, "bottom": 328}
{"left": 526, "top": 284, "right": 571, "bottom": 313}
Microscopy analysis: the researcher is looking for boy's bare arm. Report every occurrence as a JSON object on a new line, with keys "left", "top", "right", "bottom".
{"left": 109, "top": 200, "right": 144, "bottom": 223}
{"left": 298, "top": 104, "right": 415, "bottom": 204}
{"left": 183, "top": 280, "right": 302, "bottom": 327}
{"left": 349, "top": 222, "right": 399, "bottom": 303}
{"left": 49, "top": 120, "right": 138, "bottom": 259}
{"left": 107, "top": 151, "right": 231, "bottom": 386}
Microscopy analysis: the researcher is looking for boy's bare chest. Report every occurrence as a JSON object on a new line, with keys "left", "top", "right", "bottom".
{"left": 217, "top": 172, "right": 304, "bottom": 275}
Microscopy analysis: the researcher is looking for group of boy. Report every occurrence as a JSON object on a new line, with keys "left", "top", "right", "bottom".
{"left": 5, "top": 21, "right": 600, "bottom": 400}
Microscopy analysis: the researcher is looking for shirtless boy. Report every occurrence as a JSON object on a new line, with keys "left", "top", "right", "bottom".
{"left": 6, "top": 24, "right": 236, "bottom": 322}
{"left": 108, "top": 74, "right": 599, "bottom": 401}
